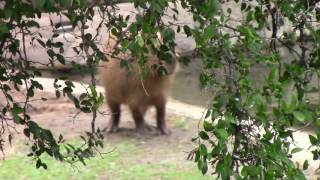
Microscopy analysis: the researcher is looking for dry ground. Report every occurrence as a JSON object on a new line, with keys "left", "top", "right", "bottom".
{"left": 0, "top": 83, "right": 211, "bottom": 179}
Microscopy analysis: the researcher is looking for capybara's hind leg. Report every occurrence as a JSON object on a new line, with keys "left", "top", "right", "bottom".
{"left": 130, "top": 106, "right": 150, "bottom": 134}
{"left": 155, "top": 95, "right": 169, "bottom": 135}
{"left": 107, "top": 100, "right": 121, "bottom": 133}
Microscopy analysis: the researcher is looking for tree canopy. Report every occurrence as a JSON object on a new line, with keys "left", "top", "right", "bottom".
{"left": 0, "top": 0, "right": 320, "bottom": 179}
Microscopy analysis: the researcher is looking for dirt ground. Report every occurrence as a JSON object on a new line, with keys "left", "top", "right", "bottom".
{"left": 0, "top": 84, "right": 203, "bottom": 167}
{"left": 28, "top": 90, "right": 200, "bottom": 141}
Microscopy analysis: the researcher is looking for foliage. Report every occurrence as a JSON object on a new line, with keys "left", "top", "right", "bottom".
{"left": 0, "top": 0, "right": 179, "bottom": 169}
{"left": 0, "top": 0, "right": 112, "bottom": 168}
{"left": 1, "top": 0, "right": 320, "bottom": 179}
{"left": 186, "top": 0, "right": 320, "bottom": 179}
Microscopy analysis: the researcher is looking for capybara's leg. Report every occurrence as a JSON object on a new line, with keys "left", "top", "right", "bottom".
{"left": 154, "top": 95, "right": 169, "bottom": 135}
{"left": 130, "top": 106, "right": 149, "bottom": 134}
{"left": 107, "top": 99, "right": 121, "bottom": 133}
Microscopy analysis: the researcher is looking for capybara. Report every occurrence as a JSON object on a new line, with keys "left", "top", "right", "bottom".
{"left": 100, "top": 35, "right": 176, "bottom": 134}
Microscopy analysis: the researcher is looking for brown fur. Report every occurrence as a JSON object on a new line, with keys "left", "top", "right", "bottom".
{"left": 99, "top": 35, "right": 176, "bottom": 134}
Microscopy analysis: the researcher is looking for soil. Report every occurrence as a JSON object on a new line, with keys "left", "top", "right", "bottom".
{"left": 0, "top": 82, "right": 202, "bottom": 161}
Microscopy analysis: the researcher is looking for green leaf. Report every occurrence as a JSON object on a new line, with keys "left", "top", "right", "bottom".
{"left": 84, "top": 33, "right": 92, "bottom": 41}
{"left": 75, "top": 0, "right": 85, "bottom": 7}
{"left": 58, "top": 134, "right": 64, "bottom": 142}
{"left": 80, "top": 100, "right": 92, "bottom": 106}
{"left": 183, "top": 25, "right": 192, "bottom": 37}
{"left": 205, "top": 109, "right": 211, "bottom": 119}
{"left": 224, "top": 113, "right": 236, "bottom": 123}
{"left": 204, "top": 24, "right": 215, "bottom": 41}
{"left": 12, "top": 103, "right": 23, "bottom": 115}
{"left": 303, "top": 160, "right": 309, "bottom": 170}
{"left": 246, "top": 10, "right": 254, "bottom": 22}
{"left": 161, "top": 28, "right": 175, "bottom": 42}
{"left": 199, "top": 131, "right": 209, "bottom": 140}
{"left": 42, "top": 163, "right": 48, "bottom": 170}
{"left": 227, "top": 8, "right": 232, "bottom": 14}
{"left": 59, "top": 0, "right": 71, "bottom": 6}
{"left": 23, "top": 128, "right": 30, "bottom": 137}
{"left": 65, "top": 80, "right": 75, "bottom": 88}
{"left": 199, "top": 144, "right": 207, "bottom": 156}
{"left": 80, "top": 107, "right": 91, "bottom": 113}
{"left": 36, "top": 159, "right": 41, "bottom": 169}
{"left": 36, "top": 0, "right": 46, "bottom": 9}
{"left": 89, "top": 85, "right": 97, "bottom": 98}
{"left": 150, "top": 38, "right": 157, "bottom": 48}
{"left": 201, "top": 161, "right": 208, "bottom": 174}
{"left": 26, "top": 20, "right": 40, "bottom": 28}
{"left": 4, "top": 7, "right": 13, "bottom": 18}
{"left": 203, "top": 121, "right": 214, "bottom": 131}
{"left": 241, "top": 2, "right": 247, "bottom": 11}
{"left": 56, "top": 54, "right": 66, "bottom": 64}
{"left": 216, "top": 129, "right": 228, "bottom": 141}
{"left": 309, "top": 135, "right": 318, "bottom": 145}
{"left": 97, "top": 93, "right": 104, "bottom": 106}
{"left": 287, "top": 95, "right": 298, "bottom": 113}
{"left": 28, "top": 121, "right": 40, "bottom": 134}
{"left": 291, "top": 147, "right": 303, "bottom": 154}
{"left": 55, "top": 90, "right": 61, "bottom": 98}
{"left": 293, "top": 111, "right": 306, "bottom": 122}
{"left": 137, "top": 35, "right": 144, "bottom": 47}
{"left": 27, "top": 88, "right": 34, "bottom": 97}
{"left": 204, "top": 0, "right": 218, "bottom": 17}
{"left": 197, "top": 159, "right": 203, "bottom": 172}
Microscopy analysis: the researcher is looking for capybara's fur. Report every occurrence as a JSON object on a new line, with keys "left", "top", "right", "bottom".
{"left": 99, "top": 35, "right": 176, "bottom": 134}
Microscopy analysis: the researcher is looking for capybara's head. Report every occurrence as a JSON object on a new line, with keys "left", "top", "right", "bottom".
{"left": 102, "top": 32, "right": 179, "bottom": 77}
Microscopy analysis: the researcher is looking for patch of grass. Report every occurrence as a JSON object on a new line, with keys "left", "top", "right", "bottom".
{"left": 174, "top": 117, "right": 190, "bottom": 130}
{"left": 111, "top": 162, "right": 213, "bottom": 180}
{"left": 0, "top": 143, "right": 131, "bottom": 180}
{"left": 0, "top": 142, "right": 212, "bottom": 180}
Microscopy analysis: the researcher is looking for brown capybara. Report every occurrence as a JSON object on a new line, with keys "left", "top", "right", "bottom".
{"left": 99, "top": 35, "right": 177, "bottom": 135}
